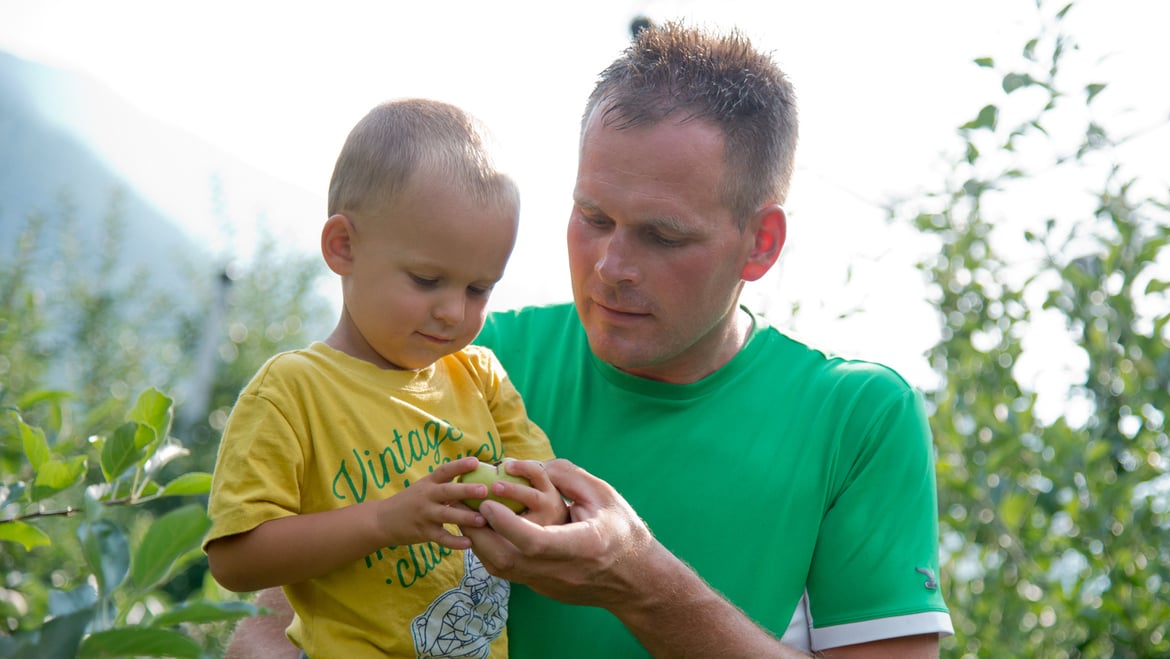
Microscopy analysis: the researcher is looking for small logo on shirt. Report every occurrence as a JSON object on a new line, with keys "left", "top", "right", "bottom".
{"left": 915, "top": 567, "right": 938, "bottom": 590}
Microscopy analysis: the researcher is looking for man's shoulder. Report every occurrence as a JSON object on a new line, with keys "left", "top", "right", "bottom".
{"left": 755, "top": 322, "right": 916, "bottom": 401}
{"left": 484, "top": 301, "right": 576, "bottom": 327}
{"left": 479, "top": 302, "right": 578, "bottom": 348}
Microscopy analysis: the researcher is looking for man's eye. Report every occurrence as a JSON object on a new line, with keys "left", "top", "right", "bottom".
{"left": 581, "top": 213, "right": 611, "bottom": 229}
{"left": 650, "top": 232, "right": 684, "bottom": 247}
{"left": 468, "top": 285, "right": 492, "bottom": 297}
{"left": 411, "top": 274, "right": 439, "bottom": 287}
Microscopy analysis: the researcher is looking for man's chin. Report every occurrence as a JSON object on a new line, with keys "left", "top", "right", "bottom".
{"left": 585, "top": 330, "right": 653, "bottom": 370}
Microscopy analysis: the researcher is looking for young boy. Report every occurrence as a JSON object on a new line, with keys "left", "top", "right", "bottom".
{"left": 203, "top": 99, "right": 566, "bottom": 658}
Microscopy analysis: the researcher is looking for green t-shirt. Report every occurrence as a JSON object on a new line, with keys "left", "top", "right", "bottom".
{"left": 476, "top": 303, "right": 951, "bottom": 655}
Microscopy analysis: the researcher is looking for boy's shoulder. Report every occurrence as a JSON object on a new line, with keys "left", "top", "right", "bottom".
{"left": 256, "top": 344, "right": 321, "bottom": 373}
{"left": 244, "top": 343, "right": 338, "bottom": 392}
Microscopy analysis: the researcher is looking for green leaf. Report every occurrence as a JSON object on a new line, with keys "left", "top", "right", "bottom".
{"left": 15, "top": 389, "right": 75, "bottom": 411}
{"left": 30, "top": 456, "right": 88, "bottom": 501}
{"left": 21, "top": 607, "right": 93, "bottom": 659}
{"left": 129, "top": 388, "right": 173, "bottom": 444}
{"left": 974, "top": 56, "right": 995, "bottom": 68}
{"left": 1023, "top": 38, "right": 1039, "bottom": 61}
{"left": 0, "top": 520, "right": 52, "bottom": 550}
{"left": 78, "top": 627, "right": 202, "bottom": 659}
{"left": 1086, "top": 440, "right": 1110, "bottom": 464}
{"left": 14, "top": 390, "right": 74, "bottom": 434}
{"left": 999, "top": 491, "right": 1030, "bottom": 530}
{"left": 99, "top": 421, "right": 147, "bottom": 481}
{"left": 130, "top": 505, "right": 211, "bottom": 593}
{"left": 16, "top": 413, "right": 50, "bottom": 470}
{"left": 1002, "top": 72, "right": 1034, "bottom": 93}
{"left": 159, "top": 472, "right": 213, "bottom": 497}
{"left": 1145, "top": 279, "right": 1170, "bottom": 295}
{"left": 79, "top": 520, "right": 130, "bottom": 595}
{"left": 961, "top": 104, "right": 999, "bottom": 131}
{"left": 965, "top": 141, "right": 980, "bottom": 165}
{"left": 1085, "top": 83, "right": 1107, "bottom": 104}
{"left": 149, "top": 600, "right": 259, "bottom": 627}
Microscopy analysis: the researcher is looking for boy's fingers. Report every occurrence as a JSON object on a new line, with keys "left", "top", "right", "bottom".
{"left": 427, "top": 455, "right": 484, "bottom": 482}
{"left": 502, "top": 459, "right": 552, "bottom": 488}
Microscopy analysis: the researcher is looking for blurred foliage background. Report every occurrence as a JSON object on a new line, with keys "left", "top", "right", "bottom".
{"left": 1, "top": 1, "right": 1167, "bottom": 657}
{"left": 893, "top": 3, "right": 1170, "bottom": 656}
{"left": 0, "top": 192, "right": 331, "bottom": 656}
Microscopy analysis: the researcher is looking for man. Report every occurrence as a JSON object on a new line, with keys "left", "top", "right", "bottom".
{"left": 229, "top": 20, "right": 953, "bottom": 658}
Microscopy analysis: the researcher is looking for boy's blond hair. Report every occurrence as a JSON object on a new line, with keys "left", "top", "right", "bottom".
{"left": 327, "top": 99, "right": 518, "bottom": 220}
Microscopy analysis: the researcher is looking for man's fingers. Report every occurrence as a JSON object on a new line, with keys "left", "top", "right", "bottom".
{"left": 460, "top": 521, "right": 521, "bottom": 574}
{"left": 478, "top": 500, "right": 582, "bottom": 558}
{"left": 543, "top": 458, "right": 611, "bottom": 505}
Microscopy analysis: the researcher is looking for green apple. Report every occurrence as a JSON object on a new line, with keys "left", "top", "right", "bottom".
{"left": 457, "top": 460, "right": 531, "bottom": 513}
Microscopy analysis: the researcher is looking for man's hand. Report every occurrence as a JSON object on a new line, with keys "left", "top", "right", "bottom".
{"left": 460, "top": 458, "right": 655, "bottom": 608}
{"left": 461, "top": 460, "right": 941, "bottom": 659}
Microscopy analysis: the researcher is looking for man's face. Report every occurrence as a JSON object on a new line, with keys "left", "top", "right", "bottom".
{"left": 567, "top": 110, "right": 758, "bottom": 383}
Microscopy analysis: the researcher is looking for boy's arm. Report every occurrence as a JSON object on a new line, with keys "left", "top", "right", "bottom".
{"left": 207, "top": 457, "right": 489, "bottom": 592}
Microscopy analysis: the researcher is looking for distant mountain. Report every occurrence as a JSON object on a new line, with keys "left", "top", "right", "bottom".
{"left": 0, "top": 51, "right": 187, "bottom": 283}
{"left": 0, "top": 49, "right": 324, "bottom": 288}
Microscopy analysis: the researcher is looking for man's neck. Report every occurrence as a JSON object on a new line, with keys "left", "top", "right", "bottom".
{"left": 620, "top": 305, "right": 755, "bottom": 385}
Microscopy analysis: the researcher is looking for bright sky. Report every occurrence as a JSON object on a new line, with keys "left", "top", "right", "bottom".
{"left": 2, "top": 0, "right": 1167, "bottom": 397}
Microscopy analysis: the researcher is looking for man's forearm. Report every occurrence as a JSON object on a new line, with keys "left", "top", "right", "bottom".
{"left": 609, "top": 542, "right": 809, "bottom": 659}
{"left": 225, "top": 588, "right": 299, "bottom": 659}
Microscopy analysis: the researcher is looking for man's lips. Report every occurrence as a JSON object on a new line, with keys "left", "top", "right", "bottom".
{"left": 593, "top": 300, "right": 650, "bottom": 318}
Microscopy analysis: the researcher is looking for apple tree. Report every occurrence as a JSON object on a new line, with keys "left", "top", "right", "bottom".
{"left": 891, "top": 2, "right": 1170, "bottom": 656}
{"left": 0, "top": 190, "right": 332, "bottom": 656}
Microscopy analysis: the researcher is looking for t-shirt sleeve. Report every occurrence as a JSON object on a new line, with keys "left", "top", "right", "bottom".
{"left": 471, "top": 345, "right": 555, "bottom": 463}
{"left": 203, "top": 388, "right": 305, "bottom": 550}
{"left": 805, "top": 366, "right": 952, "bottom": 648}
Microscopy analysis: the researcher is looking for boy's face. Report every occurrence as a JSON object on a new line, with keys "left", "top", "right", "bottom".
{"left": 339, "top": 175, "right": 518, "bottom": 370}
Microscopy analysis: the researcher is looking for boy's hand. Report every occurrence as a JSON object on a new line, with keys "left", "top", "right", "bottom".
{"left": 485, "top": 459, "right": 569, "bottom": 527}
{"left": 373, "top": 455, "right": 490, "bottom": 550}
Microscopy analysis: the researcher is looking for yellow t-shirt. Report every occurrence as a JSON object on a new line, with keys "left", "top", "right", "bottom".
{"left": 204, "top": 342, "right": 554, "bottom": 658}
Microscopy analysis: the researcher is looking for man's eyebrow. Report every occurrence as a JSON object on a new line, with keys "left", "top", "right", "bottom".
{"left": 573, "top": 197, "right": 697, "bottom": 236}
{"left": 572, "top": 195, "right": 602, "bottom": 213}
{"left": 643, "top": 215, "right": 696, "bottom": 235}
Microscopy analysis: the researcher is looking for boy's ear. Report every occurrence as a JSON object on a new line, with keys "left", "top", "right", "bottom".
{"left": 741, "top": 204, "right": 786, "bottom": 282}
{"left": 321, "top": 214, "right": 356, "bottom": 276}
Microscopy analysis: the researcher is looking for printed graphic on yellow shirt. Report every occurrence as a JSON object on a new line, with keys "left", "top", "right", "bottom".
{"left": 332, "top": 423, "right": 505, "bottom": 504}
{"left": 412, "top": 550, "right": 508, "bottom": 658}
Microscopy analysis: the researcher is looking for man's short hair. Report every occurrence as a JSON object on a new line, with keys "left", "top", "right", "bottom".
{"left": 583, "top": 21, "right": 799, "bottom": 227}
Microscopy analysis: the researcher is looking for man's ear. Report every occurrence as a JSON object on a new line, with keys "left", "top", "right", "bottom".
{"left": 741, "top": 204, "right": 787, "bottom": 282}
{"left": 321, "top": 213, "right": 356, "bottom": 276}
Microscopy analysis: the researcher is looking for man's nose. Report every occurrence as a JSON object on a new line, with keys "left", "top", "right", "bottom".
{"left": 595, "top": 232, "right": 639, "bottom": 286}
